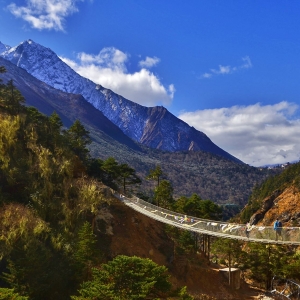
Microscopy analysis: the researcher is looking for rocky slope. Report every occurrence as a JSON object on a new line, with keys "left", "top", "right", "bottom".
{"left": 238, "top": 162, "right": 300, "bottom": 227}
{"left": 250, "top": 185, "right": 300, "bottom": 227}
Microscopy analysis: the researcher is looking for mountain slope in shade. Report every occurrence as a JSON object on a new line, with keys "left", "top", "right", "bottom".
{"left": 0, "top": 39, "right": 242, "bottom": 163}
{"left": 0, "top": 56, "right": 142, "bottom": 153}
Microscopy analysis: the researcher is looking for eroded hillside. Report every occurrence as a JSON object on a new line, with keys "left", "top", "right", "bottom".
{"left": 250, "top": 185, "right": 300, "bottom": 227}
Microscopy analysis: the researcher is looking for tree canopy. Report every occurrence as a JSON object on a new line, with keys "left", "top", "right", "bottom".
{"left": 71, "top": 255, "right": 172, "bottom": 300}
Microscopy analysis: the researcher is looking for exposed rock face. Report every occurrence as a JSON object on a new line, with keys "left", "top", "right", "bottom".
{"left": 250, "top": 190, "right": 280, "bottom": 225}
{"left": 251, "top": 186, "right": 300, "bottom": 227}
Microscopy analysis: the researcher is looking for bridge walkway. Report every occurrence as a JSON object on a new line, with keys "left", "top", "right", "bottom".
{"left": 114, "top": 193, "right": 300, "bottom": 246}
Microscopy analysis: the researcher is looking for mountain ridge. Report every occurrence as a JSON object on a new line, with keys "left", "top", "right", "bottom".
{"left": 0, "top": 39, "right": 241, "bottom": 163}
{"left": 0, "top": 56, "right": 142, "bottom": 153}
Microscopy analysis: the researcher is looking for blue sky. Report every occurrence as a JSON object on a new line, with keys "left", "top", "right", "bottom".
{"left": 1, "top": 0, "right": 300, "bottom": 167}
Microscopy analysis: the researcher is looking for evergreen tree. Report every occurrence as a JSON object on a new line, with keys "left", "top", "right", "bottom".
{"left": 0, "top": 288, "right": 28, "bottom": 300}
{"left": 66, "top": 120, "right": 91, "bottom": 163}
{"left": 0, "top": 66, "right": 6, "bottom": 88}
{"left": 118, "top": 163, "right": 141, "bottom": 193}
{"left": 71, "top": 255, "right": 172, "bottom": 300}
{"left": 48, "top": 111, "right": 64, "bottom": 150}
{"left": 177, "top": 286, "right": 194, "bottom": 300}
{"left": 147, "top": 165, "right": 164, "bottom": 187}
{"left": 175, "top": 194, "right": 202, "bottom": 216}
{"left": 49, "top": 111, "right": 63, "bottom": 133}
{"left": 154, "top": 179, "right": 174, "bottom": 208}
{"left": 283, "top": 248, "right": 300, "bottom": 281}
{"left": 87, "top": 158, "right": 105, "bottom": 180}
{"left": 174, "top": 194, "right": 222, "bottom": 220}
{"left": 198, "top": 199, "right": 222, "bottom": 220}
{"left": 0, "top": 80, "right": 25, "bottom": 114}
{"left": 0, "top": 66, "right": 6, "bottom": 74}
{"left": 101, "top": 157, "right": 120, "bottom": 189}
{"left": 72, "top": 222, "right": 100, "bottom": 282}
{"left": 242, "top": 243, "right": 291, "bottom": 289}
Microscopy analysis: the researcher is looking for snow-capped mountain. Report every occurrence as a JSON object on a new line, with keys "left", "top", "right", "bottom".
{"left": 0, "top": 39, "right": 241, "bottom": 163}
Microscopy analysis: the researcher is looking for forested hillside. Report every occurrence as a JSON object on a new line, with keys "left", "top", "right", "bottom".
{"left": 0, "top": 66, "right": 225, "bottom": 299}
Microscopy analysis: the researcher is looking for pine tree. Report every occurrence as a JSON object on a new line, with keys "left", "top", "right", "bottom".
{"left": 71, "top": 255, "right": 172, "bottom": 300}
{"left": 118, "top": 163, "right": 141, "bottom": 193}
{"left": 147, "top": 165, "right": 164, "bottom": 187}
{"left": 0, "top": 80, "right": 25, "bottom": 114}
{"left": 154, "top": 179, "right": 174, "bottom": 208}
{"left": 101, "top": 157, "right": 120, "bottom": 188}
{"left": 0, "top": 288, "right": 28, "bottom": 300}
{"left": 66, "top": 120, "right": 91, "bottom": 163}
{"left": 72, "top": 222, "right": 99, "bottom": 282}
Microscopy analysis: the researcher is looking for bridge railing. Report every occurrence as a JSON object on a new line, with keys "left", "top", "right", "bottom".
{"left": 115, "top": 193, "right": 300, "bottom": 244}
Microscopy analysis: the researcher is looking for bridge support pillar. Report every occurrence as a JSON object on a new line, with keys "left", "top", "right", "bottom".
{"left": 202, "top": 234, "right": 210, "bottom": 264}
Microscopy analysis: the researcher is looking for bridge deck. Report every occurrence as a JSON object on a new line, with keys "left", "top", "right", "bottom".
{"left": 115, "top": 194, "right": 300, "bottom": 245}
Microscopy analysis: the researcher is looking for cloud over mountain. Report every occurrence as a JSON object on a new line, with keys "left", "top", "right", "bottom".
{"left": 179, "top": 101, "right": 300, "bottom": 166}
{"left": 60, "top": 47, "right": 175, "bottom": 107}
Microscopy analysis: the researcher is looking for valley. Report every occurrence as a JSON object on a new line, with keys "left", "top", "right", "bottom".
{"left": 0, "top": 52, "right": 279, "bottom": 207}
{"left": 0, "top": 40, "right": 299, "bottom": 300}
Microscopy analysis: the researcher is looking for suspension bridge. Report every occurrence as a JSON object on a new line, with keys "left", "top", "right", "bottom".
{"left": 113, "top": 193, "right": 300, "bottom": 299}
{"left": 114, "top": 193, "right": 300, "bottom": 246}
{"left": 114, "top": 193, "right": 300, "bottom": 299}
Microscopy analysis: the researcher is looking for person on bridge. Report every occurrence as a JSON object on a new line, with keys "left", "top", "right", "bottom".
{"left": 274, "top": 219, "right": 283, "bottom": 241}
{"left": 245, "top": 222, "right": 251, "bottom": 238}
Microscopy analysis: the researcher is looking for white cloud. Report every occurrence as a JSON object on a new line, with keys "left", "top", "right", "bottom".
{"left": 201, "top": 56, "right": 253, "bottom": 79}
{"left": 178, "top": 101, "right": 300, "bottom": 167}
{"left": 211, "top": 65, "right": 231, "bottom": 75}
{"left": 139, "top": 56, "right": 160, "bottom": 68}
{"left": 7, "top": 0, "right": 84, "bottom": 31}
{"left": 241, "top": 56, "right": 252, "bottom": 69}
{"left": 76, "top": 47, "right": 128, "bottom": 71}
{"left": 60, "top": 47, "right": 174, "bottom": 106}
{"left": 202, "top": 73, "right": 212, "bottom": 79}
